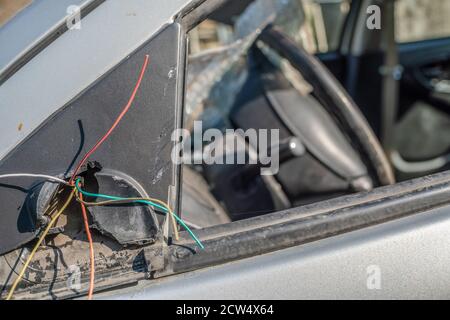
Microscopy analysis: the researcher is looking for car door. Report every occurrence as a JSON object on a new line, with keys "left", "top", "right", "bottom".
{"left": 2, "top": 0, "right": 450, "bottom": 301}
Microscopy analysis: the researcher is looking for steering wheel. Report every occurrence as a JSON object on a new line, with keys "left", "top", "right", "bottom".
{"left": 258, "top": 25, "right": 395, "bottom": 186}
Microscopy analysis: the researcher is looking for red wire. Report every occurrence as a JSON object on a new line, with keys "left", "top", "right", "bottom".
{"left": 68, "top": 55, "right": 150, "bottom": 185}
{"left": 79, "top": 192, "right": 95, "bottom": 300}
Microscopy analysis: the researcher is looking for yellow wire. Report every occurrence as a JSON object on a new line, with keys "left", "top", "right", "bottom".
{"left": 6, "top": 182, "right": 181, "bottom": 299}
{"left": 75, "top": 195, "right": 180, "bottom": 241}
{"left": 6, "top": 189, "right": 76, "bottom": 300}
{"left": 138, "top": 197, "right": 179, "bottom": 241}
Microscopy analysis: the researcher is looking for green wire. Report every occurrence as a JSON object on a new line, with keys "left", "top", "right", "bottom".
{"left": 75, "top": 179, "right": 204, "bottom": 249}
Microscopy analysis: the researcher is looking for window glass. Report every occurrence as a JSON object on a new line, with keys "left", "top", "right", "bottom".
{"left": 396, "top": 0, "right": 450, "bottom": 43}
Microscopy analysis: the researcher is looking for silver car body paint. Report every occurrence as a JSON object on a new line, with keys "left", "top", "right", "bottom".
{"left": 0, "top": 0, "right": 191, "bottom": 160}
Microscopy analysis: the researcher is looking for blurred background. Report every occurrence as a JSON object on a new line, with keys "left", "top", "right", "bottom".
{"left": 0, "top": 0, "right": 31, "bottom": 27}
{"left": 186, "top": 0, "right": 450, "bottom": 55}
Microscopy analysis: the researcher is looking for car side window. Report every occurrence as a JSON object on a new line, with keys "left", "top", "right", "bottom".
{"left": 395, "top": 0, "right": 450, "bottom": 43}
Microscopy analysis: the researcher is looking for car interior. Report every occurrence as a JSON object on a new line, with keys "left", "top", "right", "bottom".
{"left": 180, "top": 0, "right": 450, "bottom": 228}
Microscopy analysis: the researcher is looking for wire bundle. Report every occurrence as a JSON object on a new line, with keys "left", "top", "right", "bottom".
{"left": 5, "top": 55, "right": 203, "bottom": 300}
{"left": 74, "top": 179, "right": 204, "bottom": 249}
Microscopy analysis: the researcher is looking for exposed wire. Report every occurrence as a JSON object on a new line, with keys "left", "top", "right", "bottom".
{"left": 78, "top": 192, "right": 95, "bottom": 300}
{"left": 0, "top": 174, "right": 69, "bottom": 186}
{"left": 77, "top": 194, "right": 183, "bottom": 243}
{"left": 76, "top": 193, "right": 199, "bottom": 229}
{"left": 68, "top": 54, "right": 150, "bottom": 185}
{"left": 3, "top": 54, "right": 188, "bottom": 301}
{"left": 77, "top": 191, "right": 181, "bottom": 240}
{"left": 144, "top": 197, "right": 180, "bottom": 241}
{"left": 66, "top": 54, "right": 179, "bottom": 241}
{"left": 6, "top": 189, "right": 76, "bottom": 300}
{"left": 74, "top": 179, "right": 204, "bottom": 249}
{"left": 74, "top": 179, "right": 180, "bottom": 241}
